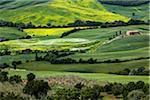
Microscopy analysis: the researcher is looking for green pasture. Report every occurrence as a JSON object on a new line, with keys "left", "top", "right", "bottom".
{"left": 15, "top": 59, "right": 149, "bottom": 73}
{"left": 0, "top": 27, "right": 27, "bottom": 40}
{"left": 7, "top": 70, "right": 149, "bottom": 84}
{"left": 65, "top": 25, "right": 149, "bottom": 40}
{"left": 104, "top": 4, "right": 149, "bottom": 21}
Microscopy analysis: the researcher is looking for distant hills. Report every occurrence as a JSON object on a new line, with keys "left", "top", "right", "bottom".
{"left": 0, "top": 0, "right": 130, "bottom": 26}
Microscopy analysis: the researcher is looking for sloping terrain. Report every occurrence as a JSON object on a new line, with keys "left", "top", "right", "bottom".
{"left": 0, "top": 0, "right": 129, "bottom": 26}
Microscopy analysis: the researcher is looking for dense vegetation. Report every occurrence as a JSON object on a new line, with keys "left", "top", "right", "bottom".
{"left": 0, "top": 71, "right": 149, "bottom": 100}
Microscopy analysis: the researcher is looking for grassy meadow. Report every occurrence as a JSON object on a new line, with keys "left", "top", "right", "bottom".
{"left": 0, "top": 27, "right": 27, "bottom": 40}
{"left": 7, "top": 70, "right": 149, "bottom": 84}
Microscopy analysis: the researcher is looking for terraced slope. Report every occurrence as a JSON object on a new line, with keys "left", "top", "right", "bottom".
{"left": 0, "top": 0, "right": 129, "bottom": 26}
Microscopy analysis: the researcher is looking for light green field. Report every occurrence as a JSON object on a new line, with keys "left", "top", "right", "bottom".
{"left": 7, "top": 70, "right": 149, "bottom": 83}
{"left": 0, "top": 0, "right": 129, "bottom": 26}
{"left": 0, "top": 38, "right": 99, "bottom": 51}
{"left": 15, "top": 59, "right": 148, "bottom": 73}
{"left": 0, "top": 27, "right": 27, "bottom": 40}
{"left": 65, "top": 25, "right": 149, "bottom": 40}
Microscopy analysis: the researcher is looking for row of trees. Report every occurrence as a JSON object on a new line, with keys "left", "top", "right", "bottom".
{"left": 109, "top": 67, "right": 149, "bottom": 76}
{"left": 0, "top": 19, "right": 149, "bottom": 30}
{"left": 0, "top": 71, "right": 149, "bottom": 100}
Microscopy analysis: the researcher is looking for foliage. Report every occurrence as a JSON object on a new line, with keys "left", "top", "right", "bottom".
{"left": 0, "top": 92, "right": 24, "bottom": 100}
{"left": 27, "top": 73, "right": 36, "bottom": 81}
{"left": 127, "top": 90, "right": 145, "bottom": 100}
{"left": 111, "top": 83, "right": 124, "bottom": 96}
{"left": 9, "top": 75, "right": 22, "bottom": 84}
{"left": 23, "top": 80, "right": 50, "bottom": 98}
{"left": 0, "top": 71, "right": 8, "bottom": 82}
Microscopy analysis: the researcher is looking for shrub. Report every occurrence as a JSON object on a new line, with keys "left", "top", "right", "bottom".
{"left": 9, "top": 75, "right": 22, "bottom": 84}
{"left": 125, "top": 82, "right": 136, "bottom": 91}
{"left": 111, "top": 83, "right": 124, "bottom": 96}
{"left": 74, "top": 82, "right": 84, "bottom": 89}
{"left": 23, "top": 80, "right": 50, "bottom": 98}
{"left": 54, "top": 88, "right": 80, "bottom": 100}
{"left": 81, "top": 87, "right": 101, "bottom": 100}
{"left": 27, "top": 73, "right": 35, "bottom": 81}
{"left": 104, "top": 83, "right": 113, "bottom": 93}
{"left": 0, "top": 92, "right": 24, "bottom": 100}
{"left": 0, "top": 71, "right": 8, "bottom": 82}
{"left": 142, "top": 84, "right": 149, "bottom": 95}
{"left": 135, "top": 81, "right": 145, "bottom": 90}
{"left": 127, "top": 90, "right": 145, "bottom": 100}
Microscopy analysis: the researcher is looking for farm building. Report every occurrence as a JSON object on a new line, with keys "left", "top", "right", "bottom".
{"left": 126, "top": 30, "right": 141, "bottom": 36}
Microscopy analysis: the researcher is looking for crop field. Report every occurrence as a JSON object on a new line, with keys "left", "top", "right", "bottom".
{"left": 0, "top": 27, "right": 27, "bottom": 40}
{"left": 7, "top": 70, "right": 149, "bottom": 84}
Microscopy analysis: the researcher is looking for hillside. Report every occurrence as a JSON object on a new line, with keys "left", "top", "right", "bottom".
{"left": 0, "top": 0, "right": 130, "bottom": 26}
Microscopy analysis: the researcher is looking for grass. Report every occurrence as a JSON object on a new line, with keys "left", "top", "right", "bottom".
{"left": 0, "top": 27, "right": 27, "bottom": 40}
{"left": 7, "top": 70, "right": 149, "bottom": 83}
{"left": 103, "top": 4, "right": 149, "bottom": 22}
{"left": 15, "top": 59, "right": 149, "bottom": 73}
{"left": 65, "top": 25, "right": 149, "bottom": 40}
{"left": 0, "top": 0, "right": 129, "bottom": 26}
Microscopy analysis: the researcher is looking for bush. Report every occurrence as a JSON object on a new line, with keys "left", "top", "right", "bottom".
{"left": 23, "top": 80, "right": 50, "bottom": 98}
{"left": 9, "top": 75, "right": 22, "bottom": 84}
{"left": 111, "top": 83, "right": 124, "bottom": 96}
{"left": 54, "top": 88, "right": 80, "bottom": 100}
{"left": 0, "top": 92, "right": 24, "bottom": 100}
{"left": 74, "top": 82, "right": 84, "bottom": 89}
{"left": 27, "top": 73, "right": 35, "bottom": 81}
{"left": 127, "top": 90, "right": 145, "bottom": 100}
{"left": 135, "top": 81, "right": 145, "bottom": 90}
{"left": 104, "top": 83, "right": 113, "bottom": 93}
{"left": 142, "top": 84, "right": 149, "bottom": 95}
{"left": 81, "top": 87, "right": 101, "bottom": 100}
{"left": 0, "top": 71, "right": 8, "bottom": 82}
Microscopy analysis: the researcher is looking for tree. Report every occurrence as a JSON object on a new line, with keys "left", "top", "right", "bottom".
{"left": 23, "top": 80, "right": 50, "bottom": 98}
{"left": 0, "top": 71, "right": 8, "bottom": 82}
{"left": 27, "top": 73, "right": 35, "bottom": 81}
{"left": 135, "top": 81, "right": 145, "bottom": 90}
{"left": 12, "top": 61, "right": 17, "bottom": 70}
{"left": 127, "top": 90, "right": 145, "bottom": 100}
{"left": 81, "top": 87, "right": 101, "bottom": 100}
{"left": 9, "top": 75, "right": 22, "bottom": 84}
{"left": 111, "top": 83, "right": 124, "bottom": 96}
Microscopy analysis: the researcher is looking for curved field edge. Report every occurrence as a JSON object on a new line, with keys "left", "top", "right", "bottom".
{"left": 7, "top": 70, "right": 149, "bottom": 84}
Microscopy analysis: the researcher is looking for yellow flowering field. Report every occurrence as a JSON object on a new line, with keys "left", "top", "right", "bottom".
{"left": 24, "top": 27, "right": 89, "bottom": 37}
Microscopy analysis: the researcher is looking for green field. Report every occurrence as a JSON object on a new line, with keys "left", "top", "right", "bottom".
{"left": 15, "top": 59, "right": 148, "bottom": 73}
{"left": 0, "top": 0, "right": 129, "bottom": 26}
{"left": 7, "top": 70, "right": 149, "bottom": 84}
{"left": 0, "top": 27, "right": 27, "bottom": 40}
{"left": 104, "top": 4, "right": 149, "bottom": 21}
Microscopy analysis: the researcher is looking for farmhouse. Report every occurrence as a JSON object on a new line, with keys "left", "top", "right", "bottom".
{"left": 126, "top": 30, "right": 141, "bottom": 36}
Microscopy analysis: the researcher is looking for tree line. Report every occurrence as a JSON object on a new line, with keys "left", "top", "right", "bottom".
{"left": 0, "top": 19, "right": 149, "bottom": 30}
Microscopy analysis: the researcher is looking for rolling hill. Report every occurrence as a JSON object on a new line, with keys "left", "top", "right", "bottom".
{"left": 0, "top": 0, "right": 130, "bottom": 26}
